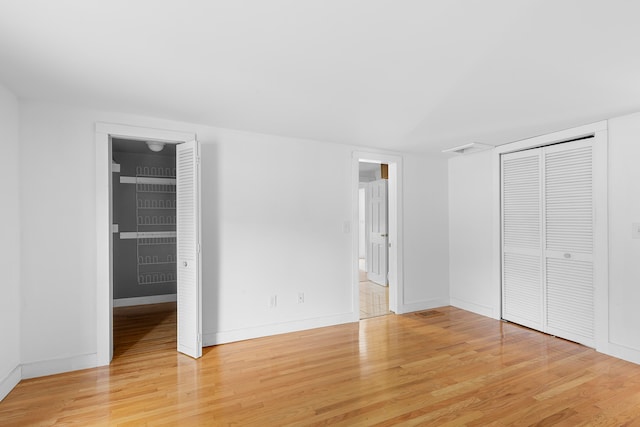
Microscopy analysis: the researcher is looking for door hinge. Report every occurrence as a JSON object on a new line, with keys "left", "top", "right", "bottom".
{"left": 197, "top": 243, "right": 201, "bottom": 253}
{"left": 196, "top": 156, "right": 201, "bottom": 165}
{"left": 197, "top": 333, "right": 202, "bottom": 344}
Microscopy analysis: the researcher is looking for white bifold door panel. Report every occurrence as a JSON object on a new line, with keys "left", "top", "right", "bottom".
{"left": 502, "top": 150, "right": 543, "bottom": 331}
{"left": 501, "top": 138, "right": 595, "bottom": 347}
{"left": 367, "top": 179, "right": 388, "bottom": 286}
{"left": 176, "top": 140, "right": 202, "bottom": 358}
{"left": 544, "top": 142, "right": 594, "bottom": 345}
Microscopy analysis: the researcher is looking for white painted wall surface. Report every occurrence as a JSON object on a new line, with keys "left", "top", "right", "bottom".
{"left": 608, "top": 112, "right": 640, "bottom": 360}
{"left": 402, "top": 155, "right": 450, "bottom": 311}
{"left": 0, "top": 84, "right": 21, "bottom": 399}
{"left": 447, "top": 150, "right": 499, "bottom": 318}
{"left": 199, "top": 128, "right": 354, "bottom": 342}
{"left": 19, "top": 103, "right": 99, "bottom": 372}
{"left": 17, "top": 100, "right": 450, "bottom": 370}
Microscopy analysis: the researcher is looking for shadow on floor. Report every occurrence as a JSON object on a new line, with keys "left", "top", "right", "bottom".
{"left": 113, "top": 302, "right": 177, "bottom": 359}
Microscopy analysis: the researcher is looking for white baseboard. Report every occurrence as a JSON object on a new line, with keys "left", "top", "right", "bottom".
{"left": 450, "top": 297, "right": 500, "bottom": 319}
{"left": 604, "top": 342, "right": 640, "bottom": 366}
{"left": 0, "top": 365, "right": 21, "bottom": 401}
{"left": 113, "top": 294, "right": 177, "bottom": 307}
{"left": 397, "top": 298, "right": 450, "bottom": 315}
{"left": 203, "top": 313, "right": 355, "bottom": 346}
{"left": 21, "top": 353, "right": 97, "bottom": 380}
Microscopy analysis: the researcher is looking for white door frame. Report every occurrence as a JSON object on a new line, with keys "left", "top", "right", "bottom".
{"left": 352, "top": 151, "right": 404, "bottom": 317}
{"left": 95, "top": 123, "right": 196, "bottom": 366}
{"left": 493, "top": 120, "right": 609, "bottom": 353}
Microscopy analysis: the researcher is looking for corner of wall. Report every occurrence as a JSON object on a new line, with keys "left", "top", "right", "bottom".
{"left": 0, "top": 365, "right": 21, "bottom": 402}
{"left": 0, "top": 83, "right": 22, "bottom": 402}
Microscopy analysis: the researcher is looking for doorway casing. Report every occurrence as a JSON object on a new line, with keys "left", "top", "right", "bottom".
{"left": 95, "top": 123, "right": 195, "bottom": 366}
{"left": 352, "top": 151, "right": 403, "bottom": 317}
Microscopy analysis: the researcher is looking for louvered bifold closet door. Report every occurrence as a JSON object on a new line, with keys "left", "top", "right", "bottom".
{"left": 543, "top": 139, "right": 595, "bottom": 347}
{"left": 176, "top": 140, "right": 202, "bottom": 359}
{"left": 501, "top": 150, "right": 543, "bottom": 331}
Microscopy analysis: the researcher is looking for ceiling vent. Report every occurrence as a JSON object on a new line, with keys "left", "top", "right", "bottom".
{"left": 442, "top": 142, "right": 493, "bottom": 155}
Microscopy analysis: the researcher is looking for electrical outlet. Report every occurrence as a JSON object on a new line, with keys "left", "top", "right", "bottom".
{"left": 298, "top": 292, "right": 304, "bottom": 304}
{"left": 269, "top": 295, "right": 277, "bottom": 308}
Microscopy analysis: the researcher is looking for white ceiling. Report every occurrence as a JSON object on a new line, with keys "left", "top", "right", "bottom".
{"left": 1, "top": 0, "right": 639, "bottom": 154}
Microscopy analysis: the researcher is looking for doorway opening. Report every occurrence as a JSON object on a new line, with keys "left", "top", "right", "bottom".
{"left": 352, "top": 152, "right": 403, "bottom": 320}
{"left": 95, "top": 123, "right": 197, "bottom": 366}
{"left": 358, "top": 162, "right": 390, "bottom": 319}
{"left": 111, "top": 138, "right": 178, "bottom": 357}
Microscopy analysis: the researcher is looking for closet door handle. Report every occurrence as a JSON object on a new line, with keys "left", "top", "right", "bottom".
{"left": 183, "top": 261, "right": 188, "bottom": 267}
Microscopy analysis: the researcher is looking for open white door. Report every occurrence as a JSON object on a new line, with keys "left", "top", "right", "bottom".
{"left": 367, "top": 179, "right": 388, "bottom": 285}
{"left": 176, "top": 140, "right": 202, "bottom": 358}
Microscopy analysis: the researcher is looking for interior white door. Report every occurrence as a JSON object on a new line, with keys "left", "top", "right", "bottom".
{"left": 367, "top": 179, "right": 388, "bottom": 286}
{"left": 176, "top": 140, "right": 202, "bottom": 358}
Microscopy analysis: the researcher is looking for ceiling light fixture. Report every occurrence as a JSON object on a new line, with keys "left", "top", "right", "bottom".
{"left": 146, "top": 141, "right": 165, "bottom": 152}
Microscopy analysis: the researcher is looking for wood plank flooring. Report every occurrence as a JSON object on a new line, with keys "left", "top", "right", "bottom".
{"left": 3, "top": 304, "right": 640, "bottom": 425}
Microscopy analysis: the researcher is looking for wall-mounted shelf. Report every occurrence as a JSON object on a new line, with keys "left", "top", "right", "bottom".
{"left": 137, "top": 215, "right": 176, "bottom": 226}
{"left": 137, "top": 254, "right": 176, "bottom": 265}
{"left": 137, "top": 207, "right": 175, "bottom": 210}
{"left": 120, "top": 231, "right": 177, "bottom": 240}
{"left": 137, "top": 199, "right": 175, "bottom": 209}
{"left": 137, "top": 237, "right": 176, "bottom": 246}
{"left": 120, "top": 176, "right": 176, "bottom": 185}
{"left": 138, "top": 273, "right": 176, "bottom": 285}
{"left": 138, "top": 261, "right": 176, "bottom": 266}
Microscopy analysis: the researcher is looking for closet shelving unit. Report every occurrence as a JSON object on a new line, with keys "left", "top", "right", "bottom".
{"left": 120, "top": 166, "right": 177, "bottom": 286}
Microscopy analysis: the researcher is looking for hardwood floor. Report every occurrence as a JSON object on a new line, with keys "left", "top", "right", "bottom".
{"left": 3, "top": 305, "right": 640, "bottom": 425}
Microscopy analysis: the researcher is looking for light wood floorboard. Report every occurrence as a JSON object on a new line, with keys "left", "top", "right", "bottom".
{"left": 2, "top": 304, "right": 640, "bottom": 425}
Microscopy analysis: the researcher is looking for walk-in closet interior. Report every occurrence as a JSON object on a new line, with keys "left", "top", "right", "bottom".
{"left": 111, "top": 138, "right": 178, "bottom": 347}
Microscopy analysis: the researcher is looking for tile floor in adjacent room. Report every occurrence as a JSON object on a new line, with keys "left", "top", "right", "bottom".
{"left": 359, "top": 258, "right": 390, "bottom": 319}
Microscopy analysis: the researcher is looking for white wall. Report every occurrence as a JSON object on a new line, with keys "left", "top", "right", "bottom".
{"left": 19, "top": 104, "right": 99, "bottom": 372}
{"left": 402, "top": 155, "right": 450, "bottom": 310}
{"left": 17, "top": 100, "right": 450, "bottom": 371}
{"left": 448, "top": 150, "right": 498, "bottom": 318}
{"left": 199, "top": 127, "right": 354, "bottom": 342}
{"left": 0, "top": 83, "right": 21, "bottom": 400}
{"left": 607, "top": 112, "right": 640, "bottom": 362}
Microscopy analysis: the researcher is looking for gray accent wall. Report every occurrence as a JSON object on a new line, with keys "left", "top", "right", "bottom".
{"left": 112, "top": 148, "right": 177, "bottom": 300}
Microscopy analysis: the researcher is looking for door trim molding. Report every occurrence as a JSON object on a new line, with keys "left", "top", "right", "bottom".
{"left": 95, "top": 123, "right": 195, "bottom": 366}
{"left": 352, "top": 151, "right": 404, "bottom": 317}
